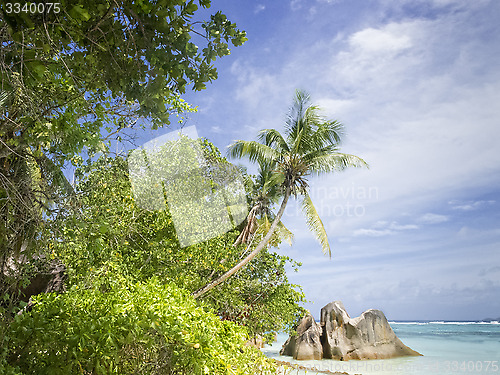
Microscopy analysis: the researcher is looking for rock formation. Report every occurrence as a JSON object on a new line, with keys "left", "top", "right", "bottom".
{"left": 280, "top": 301, "right": 422, "bottom": 361}
{"left": 281, "top": 314, "right": 323, "bottom": 360}
{"left": 2, "top": 255, "right": 67, "bottom": 315}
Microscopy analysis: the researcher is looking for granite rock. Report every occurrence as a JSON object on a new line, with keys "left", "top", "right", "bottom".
{"left": 280, "top": 313, "right": 323, "bottom": 360}
{"left": 281, "top": 301, "right": 422, "bottom": 361}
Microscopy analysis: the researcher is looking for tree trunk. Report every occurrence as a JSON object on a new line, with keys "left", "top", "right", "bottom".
{"left": 193, "top": 186, "right": 291, "bottom": 299}
{"left": 233, "top": 204, "right": 259, "bottom": 246}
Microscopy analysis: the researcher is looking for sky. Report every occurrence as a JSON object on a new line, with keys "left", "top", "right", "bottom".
{"left": 139, "top": 0, "right": 500, "bottom": 321}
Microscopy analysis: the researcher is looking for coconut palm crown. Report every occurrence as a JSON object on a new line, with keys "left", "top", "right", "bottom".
{"left": 193, "top": 90, "right": 367, "bottom": 298}
{"left": 229, "top": 90, "right": 367, "bottom": 256}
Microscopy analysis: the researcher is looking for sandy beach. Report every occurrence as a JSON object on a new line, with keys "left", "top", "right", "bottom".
{"left": 275, "top": 360, "right": 355, "bottom": 375}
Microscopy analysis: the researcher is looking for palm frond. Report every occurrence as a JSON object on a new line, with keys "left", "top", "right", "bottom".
{"left": 256, "top": 214, "right": 294, "bottom": 246}
{"left": 275, "top": 220, "right": 294, "bottom": 246}
{"left": 262, "top": 170, "right": 284, "bottom": 198}
{"left": 307, "top": 120, "right": 344, "bottom": 149}
{"left": 301, "top": 192, "right": 331, "bottom": 257}
{"left": 261, "top": 212, "right": 271, "bottom": 232}
{"left": 227, "top": 140, "right": 280, "bottom": 165}
{"left": 0, "top": 90, "right": 10, "bottom": 108}
{"left": 285, "top": 90, "right": 312, "bottom": 147}
{"left": 302, "top": 145, "right": 340, "bottom": 163}
{"left": 307, "top": 152, "right": 369, "bottom": 175}
{"left": 287, "top": 93, "right": 333, "bottom": 156}
{"left": 257, "top": 128, "right": 290, "bottom": 153}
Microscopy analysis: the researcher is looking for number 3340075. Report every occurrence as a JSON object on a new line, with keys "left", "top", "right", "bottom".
{"left": 5, "top": 3, "right": 61, "bottom": 14}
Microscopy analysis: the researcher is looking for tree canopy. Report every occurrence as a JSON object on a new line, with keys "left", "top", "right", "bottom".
{"left": 0, "top": 3, "right": 370, "bottom": 371}
{"left": 0, "top": 0, "right": 247, "bottom": 291}
{"left": 1, "top": 139, "right": 305, "bottom": 374}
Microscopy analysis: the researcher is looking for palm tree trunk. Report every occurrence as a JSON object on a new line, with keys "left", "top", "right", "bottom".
{"left": 193, "top": 185, "right": 291, "bottom": 299}
{"left": 233, "top": 204, "right": 258, "bottom": 246}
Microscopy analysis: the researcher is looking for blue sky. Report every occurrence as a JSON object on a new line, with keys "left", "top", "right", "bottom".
{"left": 139, "top": 0, "right": 500, "bottom": 321}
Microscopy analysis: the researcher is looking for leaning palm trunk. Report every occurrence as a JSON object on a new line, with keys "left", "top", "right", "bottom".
{"left": 193, "top": 186, "right": 291, "bottom": 299}
{"left": 193, "top": 90, "right": 368, "bottom": 298}
{"left": 232, "top": 204, "right": 259, "bottom": 246}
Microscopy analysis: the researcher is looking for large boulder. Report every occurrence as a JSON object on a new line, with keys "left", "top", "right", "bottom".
{"left": 281, "top": 301, "right": 422, "bottom": 361}
{"left": 280, "top": 313, "right": 323, "bottom": 360}
{"left": 18, "top": 258, "right": 67, "bottom": 301}
{"left": 321, "top": 301, "right": 421, "bottom": 360}
{"left": 2, "top": 255, "right": 67, "bottom": 314}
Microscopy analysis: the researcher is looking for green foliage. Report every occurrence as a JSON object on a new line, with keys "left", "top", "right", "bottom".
{"left": 1, "top": 137, "right": 304, "bottom": 373}
{"left": 127, "top": 135, "right": 247, "bottom": 246}
{"left": 0, "top": 0, "right": 246, "bottom": 296}
{"left": 5, "top": 272, "right": 279, "bottom": 375}
{"left": 50, "top": 139, "right": 305, "bottom": 338}
{"left": 55, "top": 141, "right": 242, "bottom": 287}
{"left": 0, "top": 0, "right": 247, "bottom": 131}
{"left": 212, "top": 250, "right": 306, "bottom": 342}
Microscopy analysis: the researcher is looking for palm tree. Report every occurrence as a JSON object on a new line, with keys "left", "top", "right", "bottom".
{"left": 233, "top": 161, "right": 285, "bottom": 247}
{"left": 193, "top": 90, "right": 367, "bottom": 298}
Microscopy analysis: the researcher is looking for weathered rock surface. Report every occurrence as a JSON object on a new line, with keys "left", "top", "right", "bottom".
{"left": 321, "top": 301, "right": 421, "bottom": 360}
{"left": 280, "top": 313, "right": 323, "bottom": 360}
{"left": 19, "top": 258, "right": 67, "bottom": 301}
{"left": 2, "top": 255, "right": 67, "bottom": 315}
{"left": 281, "top": 301, "right": 422, "bottom": 361}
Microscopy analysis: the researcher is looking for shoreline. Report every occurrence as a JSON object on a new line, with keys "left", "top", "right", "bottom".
{"left": 274, "top": 359, "right": 359, "bottom": 375}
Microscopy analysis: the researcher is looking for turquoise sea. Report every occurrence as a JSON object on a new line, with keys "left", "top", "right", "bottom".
{"left": 262, "top": 322, "right": 500, "bottom": 375}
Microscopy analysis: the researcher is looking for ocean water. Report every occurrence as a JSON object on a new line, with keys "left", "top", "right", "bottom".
{"left": 262, "top": 322, "right": 500, "bottom": 375}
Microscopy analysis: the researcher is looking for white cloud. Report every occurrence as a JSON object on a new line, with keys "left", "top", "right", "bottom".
{"left": 308, "top": 6, "right": 317, "bottom": 19}
{"left": 316, "top": 98, "right": 355, "bottom": 115}
{"left": 388, "top": 222, "right": 419, "bottom": 230}
{"left": 353, "top": 220, "right": 418, "bottom": 237}
{"left": 230, "top": 60, "right": 287, "bottom": 115}
{"left": 254, "top": 4, "right": 265, "bottom": 14}
{"left": 373, "top": 220, "right": 389, "bottom": 228}
{"left": 210, "top": 126, "right": 222, "bottom": 134}
{"left": 456, "top": 225, "right": 500, "bottom": 239}
{"left": 418, "top": 213, "right": 450, "bottom": 224}
{"left": 353, "top": 228, "right": 394, "bottom": 237}
{"left": 449, "top": 200, "right": 496, "bottom": 211}
{"left": 290, "top": 0, "right": 302, "bottom": 11}
{"left": 349, "top": 26, "right": 412, "bottom": 53}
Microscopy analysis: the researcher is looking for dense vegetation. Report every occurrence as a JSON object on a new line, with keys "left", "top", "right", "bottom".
{"left": 0, "top": 1, "right": 301, "bottom": 373}
{"left": 1, "top": 2, "right": 366, "bottom": 374}
{"left": 1, "top": 140, "right": 305, "bottom": 373}
{"left": 7, "top": 276, "right": 274, "bottom": 374}
{"left": 0, "top": 0, "right": 247, "bottom": 280}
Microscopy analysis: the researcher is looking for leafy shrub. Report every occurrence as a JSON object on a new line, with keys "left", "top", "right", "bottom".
{"left": 5, "top": 269, "right": 279, "bottom": 374}
{"left": 53, "top": 152, "right": 305, "bottom": 341}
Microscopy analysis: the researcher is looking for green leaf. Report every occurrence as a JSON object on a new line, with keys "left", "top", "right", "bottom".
{"left": 69, "top": 5, "right": 91, "bottom": 21}
{"left": 301, "top": 192, "right": 330, "bottom": 257}
{"left": 185, "top": 1, "right": 198, "bottom": 14}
